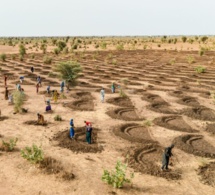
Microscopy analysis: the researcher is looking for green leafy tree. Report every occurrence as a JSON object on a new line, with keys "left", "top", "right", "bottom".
{"left": 13, "top": 91, "right": 25, "bottom": 113}
{"left": 53, "top": 61, "right": 82, "bottom": 90}
{"left": 182, "top": 36, "right": 187, "bottom": 43}
{"left": 57, "top": 41, "right": 67, "bottom": 51}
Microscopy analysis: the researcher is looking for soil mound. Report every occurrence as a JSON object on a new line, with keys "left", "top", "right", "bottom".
{"left": 177, "top": 96, "right": 200, "bottom": 107}
{"left": 153, "top": 115, "right": 198, "bottom": 133}
{"left": 52, "top": 127, "right": 103, "bottom": 153}
{"left": 71, "top": 92, "right": 92, "bottom": 100}
{"left": 182, "top": 106, "right": 215, "bottom": 121}
{"left": 147, "top": 102, "right": 175, "bottom": 114}
{"left": 107, "top": 107, "right": 144, "bottom": 121}
{"left": 173, "top": 134, "right": 215, "bottom": 158}
{"left": 168, "top": 90, "right": 184, "bottom": 97}
{"left": 126, "top": 144, "right": 182, "bottom": 180}
{"left": 107, "top": 97, "right": 133, "bottom": 107}
{"left": 23, "top": 120, "right": 48, "bottom": 126}
{"left": 38, "top": 157, "right": 75, "bottom": 180}
{"left": 64, "top": 100, "right": 94, "bottom": 111}
{"left": 113, "top": 123, "right": 156, "bottom": 143}
{"left": 205, "top": 123, "right": 215, "bottom": 135}
{"left": 197, "top": 162, "right": 215, "bottom": 187}
{"left": 141, "top": 93, "right": 164, "bottom": 103}
{"left": 0, "top": 116, "right": 9, "bottom": 121}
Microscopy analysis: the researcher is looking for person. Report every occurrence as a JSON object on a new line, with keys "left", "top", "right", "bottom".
{"left": 84, "top": 121, "right": 92, "bottom": 127}
{"left": 37, "top": 76, "right": 42, "bottom": 86}
{"left": 16, "top": 83, "right": 21, "bottom": 91}
{"left": 4, "top": 74, "right": 7, "bottom": 86}
{"left": 31, "top": 66, "right": 34, "bottom": 73}
{"left": 45, "top": 99, "right": 51, "bottom": 112}
{"left": 37, "top": 113, "right": 45, "bottom": 125}
{"left": 5, "top": 87, "right": 9, "bottom": 100}
{"left": 86, "top": 125, "right": 92, "bottom": 144}
{"left": 60, "top": 81, "right": 65, "bottom": 93}
{"left": 111, "top": 82, "right": 115, "bottom": 93}
{"left": 36, "top": 83, "right": 40, "bottom": 93}
{"left": 161, "top": 144, "right": 174, "bottom": 171}
{"left": 69, "top": 119, "right": 75, "bottom": 139}
{"left": 8, "top": 94, "right": 13, "bottom": 104}
{"left": 19, "top": 76, "right": 24, "bottom": 83}
{"left": 53, "top": 90, "right": 58, "bottom": 103}
{"left": 47, "top": 86, "right": 50, "bottom": 94}
{"left": 100, "top": 88, "right": 105, "bottom": 103}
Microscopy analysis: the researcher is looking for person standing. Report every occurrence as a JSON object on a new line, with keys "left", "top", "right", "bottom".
{"left": 100, "top": 88, "right": 105, "bottom": 103}
{"left": 84, "top": 120, "right": 92, "bottom": 127}
{"left": 5, "top": 87, "right": 9, "bottom": 100}
{"left": 86, "top": 125, "right": 92, "bottom": 144}
{"left": 70, "top": 119, "right": 75, "bottom": 139}
{"left": 111, "top": 82, "right": 115, "bottom": 93}
{"left": 37, "top": 76, "right": 42, "bottom": 87}
{"left": 60, "top": 81, "right": 65, "bottom": 93}
{"left": 47, "top": 86, "right": 50, "bottom": 94}
{"left": 31, "top": 66, "right": 34, "bottom": 73}
{"left": 36, "top": 83, "right": 40, "bottom": 94}
{"left": 37, "top": 113, "right": 45, "bottom": 125}
{"left": 4, "top": 74, "right": 7, "bottom": 86}
{"left": 45, "top": 99, "right": 51, "bottom": 112}
{"left": 161, "top": 144, "right": 174, "bottom": 171}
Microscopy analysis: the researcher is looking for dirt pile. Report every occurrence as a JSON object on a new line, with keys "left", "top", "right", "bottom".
{"left": 52, "top": 127, "right": 103, "bottom": 153}
{"left": 173, "top": 134, "right": 215, "bottom": 158}
{"left": 153, "top": 115, "right": 198, "bottom": 133}
{"left": 38, "top": 157, "right": 75, "bottom": 180}
{"left": 107, "top": 97, "right": 133, "bottom": 107}
{"left": 126, "top": 144, "right": 182, "bottom": 180}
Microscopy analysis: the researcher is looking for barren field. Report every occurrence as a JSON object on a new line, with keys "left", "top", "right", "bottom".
{"left": 1, "top": 48, "right": 215, "bottom": 195}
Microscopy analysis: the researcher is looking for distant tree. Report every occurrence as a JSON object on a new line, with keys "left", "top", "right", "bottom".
{"left": 182, "top": 36, "right": 187, "bottom": 43}
{"left": 0, "top": 53, "right": 6, "bottom": 61}
{"left": 57, "top": 41, "right": 67, "bottom": 51}
{"left": 201, "top": 36, "right": 208, "bottom": 43}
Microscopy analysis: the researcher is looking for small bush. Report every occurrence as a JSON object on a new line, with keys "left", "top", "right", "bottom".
{"left": 21, "top": 144, "right": 44, "bottom": 163}
{"left": 119, "top": 89, "right": 127, "bottom": 98}
{"left": 54, "top": 115, "right": 62, "bottom": 121}
{"left": 182, "top": 36, "right": 187, "bottom": 43}
{"left": 13, "top": 91, "right": 25, "bottom": 113}
{"left": 48, "top": 72, "right": 57, "bottom": 78}
{"left": 143, "top": 120, "right": 152, "bottom": 127}
{"left": 11, "top": 54, "right": 16, "bottom": 60}
{"left": 187, "top": 55, "right": 195, "bottom": 64}
{"left": 195, "top": 66, "right": 206, "bottom": 73}
{"left": 1, "top": 138, "right": 18, "bottom": 152}
{"left": 102, "top": 160, "right": 134, "bottom": 188}
{"left": 54, "top": 48, "right": 60, "bottom": 55}
{"left": 199, "top": 49, "right": 204, "bottom": 56}
{"left": 43, "top": 56, "right": 52, "bottom": 64}
{"left": 0, "top": 53, "right": 6, "bottom": 61}
{"left": 116, "top": 44, "right": 124, "bottom": 50}
{"left": 19, "top": 44, "right": 26, "bottom": 56}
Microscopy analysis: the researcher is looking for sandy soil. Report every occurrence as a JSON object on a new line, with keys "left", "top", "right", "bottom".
{"left": 0, "top": 48, "right": 215, "bottom": 195}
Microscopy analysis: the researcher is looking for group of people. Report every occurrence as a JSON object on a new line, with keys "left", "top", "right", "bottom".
{"left": 69, "top": 120, "right": 93, "bottom": 144}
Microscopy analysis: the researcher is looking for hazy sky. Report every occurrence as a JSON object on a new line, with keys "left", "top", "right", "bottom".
{"left": 1, "top": 0, "right": 214, "bottom": 36}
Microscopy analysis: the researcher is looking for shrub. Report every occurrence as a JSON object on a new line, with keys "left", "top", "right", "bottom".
{"left": 157, "top": 44, "right": 161, "bottom": 47}
{"left": 54, "top": 48, "right": 61, "bottom": 55}
{"left": 19, "top": 44, "right": 26, "bottom": 56}
{"left": 201, "top": 36, "right": 208, "bottom": 43}
{"left": 71, "top": 44, "right": 78, "bottom": 50}
{"left": 199, "top": 49, "right": 204, "bottom": 56}
{"left": 48, "top": 72, "right": 57, "bottom": 78}
{"left": 102, "top": 160, "right": 134, "bottom": 188}
{"left": 116, "top": 44, "right": 124, "bottom": 50}
{"left": 195, "top": 66, "right": 206, "bottom": 73}
{"left": 182, "top": 36, "right": 187, "bottom": 43}
{"left": 54, "top": 115, "right": 62, "bottom": 121}
{"left": 187, "top": 55, "right": 195, "bottom": 64}
{"left": 1, "top": 138, "right": 18, "bottom": 152}
{"left": 19, "top": 55, "right": 24, "bottom": 61}
{"left": 57, "top": 41, "right": 67, "bottom": 51}
{"left": 100, "top": 42, "right": 107, "bottom": 49}
{"left": 0, "top": 53, "right": 6, "bottom": 61}
{"left": 169, "top": 58, "right": 176, "bottom": 65}
{"left": 43, "top": 56, "right": 52, "bottom": 64}
{"left": 119, "top": 89, "right": 127, "bottom": 98}
{"left": 21, "top": 144, "right": 44, "bottom": 163}
{"left": 63, "top": 47, "right": 69, "bottom": 54}
{"left": 143, "top": 120, "right": 152, "bottom": 126}
{"left": 11, "top": 54, "right": 16, "bottom": 60}
{"left": 13, "top": 91, "right": 25, "bottom": 113}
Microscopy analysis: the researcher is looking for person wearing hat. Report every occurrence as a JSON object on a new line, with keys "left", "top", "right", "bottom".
{"left": 161, "top": 144, "right": 174, "bottom": 171}
{"left": 69, "top": 119, "right": 75, "bottom": 139}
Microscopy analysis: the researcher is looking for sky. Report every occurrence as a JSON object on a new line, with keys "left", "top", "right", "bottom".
{"left": 0, "top": 0, "right": 214, "bottom": 36}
